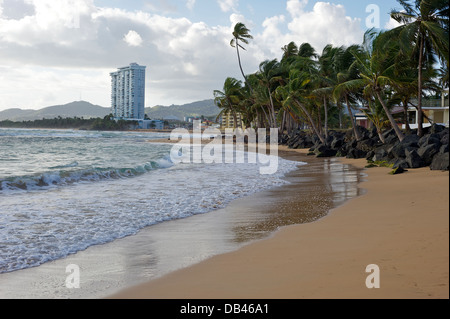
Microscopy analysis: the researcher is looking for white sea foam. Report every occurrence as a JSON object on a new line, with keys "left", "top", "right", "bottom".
{"left": 0, "top": 128, "right": 304, "bottom": 273}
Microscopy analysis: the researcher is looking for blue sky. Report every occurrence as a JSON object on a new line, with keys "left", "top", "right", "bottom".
{"left": 0, "top": 0, "right": 404, "bottom": 111}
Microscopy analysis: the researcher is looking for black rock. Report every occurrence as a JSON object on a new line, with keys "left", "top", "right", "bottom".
{"left": 401, "top": 134, "right": 420, "bottom": 146}
{"left": 430, "top": 152, "right": 449, "bottom": 171}
{"left": 346, "top": 148, "right": 367, "bottom": 159}
{"left": 405, "top": 149, "right": 426, "bottom": 168}
{"left": 430, "top": 124, "right": 446, "bottom": 134}
{"left": 440, "top": 144, "right": 449, "bottom": 154}
{"left": 440, "top": 132, "right": 449, "bottom": 146}
{"left": 366, "top": 150, "right": 375, "bottom": 160}
{"left": 356, "top": 139, "right": 376, "bottom": 152}
{"left": 390, "top": 166, "right": 407, "bottom": 175}
{"left": 418, "top": 134, "right": 441, "bottom": 148}
{"left": 392, "top": 159, "right": 409, "bottom": 169}
{"left": 384, "top": 134, "right": 399, "bottom": 146}
{"left": 372, "top": 147, "right": 389, "bottom": 162}
{"left": 330, "top": 137, "right": 344, "bottom": 150}
{"left": 418, "top": 143, "right": 440, "bottom": 166}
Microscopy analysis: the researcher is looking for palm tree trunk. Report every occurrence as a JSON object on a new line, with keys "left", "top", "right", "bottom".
{"left": 417, "top": 35, "right": 424, "bottom": 137}
{"left": 294, "top": 99, "right": 325, "bottom": 144}
{"left": 345, "top": 95, "right": 361, "bottom": 141}
{"left": 323, "top": 96, "right": 328, "bottom": 139}
{"left": 376, "top": 91, "right": 405, "bottom": 142}
{"left": 232, "top": 110, "right": 238, "bottom": 129}
{"left": 235, "top": 39, "right": 253, "bottom": 94}
{"left": 268, "top": 88, "right": 277, "bottom": 128}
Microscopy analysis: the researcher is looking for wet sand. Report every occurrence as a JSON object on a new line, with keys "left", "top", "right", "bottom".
{"left": 0, "top": 149, "right": 363, "bottom": 298}
{"left": 110, "top": 147, "right": 449, "bottom": 299}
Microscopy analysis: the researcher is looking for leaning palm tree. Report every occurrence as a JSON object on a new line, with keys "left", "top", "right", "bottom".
{"left": 230, "top": 23, "right": 254, "bottom": 93}
{"left": 389, "top": 0, "right": 449, "bottom": 136}
{"left": 336, "top": 30, "right": 406, "bottom": 142}
{"left": 332, "top": 45, "right": 364, "bottom": 141}
{"left": 276, "top": 69, "right": 326, "bottom": 144}
{"left": 256, "top": 59, "right": 282, "bottom": 128}
{"left": 214, "top": 77, "right": 244, "bottom": 129}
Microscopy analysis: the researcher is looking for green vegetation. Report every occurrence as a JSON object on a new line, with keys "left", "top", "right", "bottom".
{"left": 0, "top": 115, "right": 137, "bottom": 131}
{"left": 217, "top": 0, "right": 448, "bottom": 143}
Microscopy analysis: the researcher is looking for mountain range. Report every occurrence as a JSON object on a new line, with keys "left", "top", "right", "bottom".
{"left": 0, "top": 100, "right": 220, "bottom": 122}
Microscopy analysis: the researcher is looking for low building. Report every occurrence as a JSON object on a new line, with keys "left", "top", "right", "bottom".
{"left": 404, "top": 89, "right": 449, "bottom": 129}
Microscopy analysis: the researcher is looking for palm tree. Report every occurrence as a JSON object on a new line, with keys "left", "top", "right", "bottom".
{"left": 362, "top": 98, "right": 389, "bottom": 143}
{"left": 332, "top": 45, "right": 364, "bottom": 141}
{"left": 390, "top": 0, "right": 449, "bottom": 136}
{"left": 336, "top": 30, "right": 406, "bottom": 142}
{"left": 256, "top": 59, "right": 282, "bottom": 128}
{"left": 276, "top": 69, "right": 326, "bottom": 144}
{"left": 230, "top": 23, "right": 254, "bottom": 93}
{"left": 214, "top": 77, "right": 244, "bottom": 129}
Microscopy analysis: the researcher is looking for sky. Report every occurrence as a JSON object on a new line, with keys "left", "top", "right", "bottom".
{"left": 0, "top": 0, "right": 404, "bottom": 111}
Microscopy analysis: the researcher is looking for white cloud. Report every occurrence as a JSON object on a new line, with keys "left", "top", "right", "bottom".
{"left": 217, "top": 0, "right": 238, "bottom": 13}
{"left": 285, "top": 0, "right": 363, "bottom": 53}
{"left": 123, "top": 30, "right": 143, "bottom": 47}
{"left": 384, "top": 17, "right": 403, "bottom": 30}
{"left": 186, "top": 0, "right": 196, "bottom": 10}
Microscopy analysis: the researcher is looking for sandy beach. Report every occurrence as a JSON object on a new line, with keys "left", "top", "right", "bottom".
{"left": 110, "top": 146, "right": 449, "bottom": 299}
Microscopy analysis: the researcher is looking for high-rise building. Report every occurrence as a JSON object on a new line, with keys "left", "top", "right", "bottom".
{"left": 110, "top": 63, "right": 146, "bottom": 120}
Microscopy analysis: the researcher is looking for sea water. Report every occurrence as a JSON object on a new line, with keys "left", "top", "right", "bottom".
{"left": 0, "top": 128, "right": 301, "bottom": 274}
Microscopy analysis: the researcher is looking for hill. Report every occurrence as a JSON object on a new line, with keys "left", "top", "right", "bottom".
{"left": 146, "top": 99, "right": 219, "bottom": 120}
{"left": 0, "top": 101, "right": 110, "bottom": 121}
{"left": 0, "top": 99, "right": 220, "bottom": 122}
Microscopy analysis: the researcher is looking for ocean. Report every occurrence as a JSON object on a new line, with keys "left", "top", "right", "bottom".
{"left": 0, "top": 128, "right": 301, "bottom": 275}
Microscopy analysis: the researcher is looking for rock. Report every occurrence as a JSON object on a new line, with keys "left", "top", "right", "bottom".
{"left": 366, "top": 150, "right": 375, "bottom": 160}
{"left": 401, "top": 134, "right": 420, "bottom": 146}
{"left": 384, "top": 134, "right": 399, "bottom": 146}
{"left": 389, "top": 166, "right": 407, "bottom": 175}
{"left": 382, "top": 128, "right": 396, "bottom": 140}
{"left": 418, "top": 133, "right": 441, "bottom": 148}
{"left": 346, "top": 148, "right": 367, "bottom": 159}
{"left": 440, "top": 132, "right": 449, "bottom": 145}
{"left": 430, "top": 152, "right": 449, "bottom": 171}
{"left": 316, "top": 148, "right": 338, "bottom": 158}
{"left": 372, "top": 147, "right": 389, "bottom": 162}
{"left": 440, "top": 144, "right": 449, "bottom": 154}
{"left": 430, "top": 124, "right": 446, "bottom": 134}
{"left": 418, "top": 143, "right": 440, "bottom": 166}
{"left": 392, "top": 159, "right": 409, "bottom": 169}
{"left": 356, "top": 126, "right": 370, "bottom": 140}
{"left": 356, "top": 139, "right": 376, "bottom": 152}
{"left": 405, "top": 149, "right": 426, "bottom": 168}
{"left": 330, "top": 137, "right": 344, "bottom": 150}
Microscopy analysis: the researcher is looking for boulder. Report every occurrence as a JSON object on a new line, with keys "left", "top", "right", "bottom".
{"left": 430, "top": 152, "right": 449, "bottom": 171}
{"left": 346, "top": 148, "right": 367, "bottom": 159}
{"left": 430, "top": 124, "right": 446, "bottom": 134}
{"left": 330, "top": 137, "right": 344, "bottom": 150}
{"left": 401, "top": 134, "right": 421, "bottom": 146}
{"left": 356, "top": 138, "right": 377, "bottom": 152}
{"left": 372, "top": 147, "right": 389, "bottom": 162}
{"left": 418, "top": 143, "right": 440, "bottom": 166}
{"left": 405, "top": 149, "right": 426, "bottom": 168}
{"left": 392, "top": 159, "right": 409, "bottom": 169}
{"left": 418, "top": 133, "right": 441, "bottom": 148}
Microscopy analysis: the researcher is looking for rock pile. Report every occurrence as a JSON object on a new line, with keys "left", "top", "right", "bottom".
{"left": 279, "top": 124, "right": 449, "bottom": 171}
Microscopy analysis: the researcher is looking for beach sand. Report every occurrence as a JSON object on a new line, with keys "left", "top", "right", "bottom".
{"left": 109, "top": 146, "right": 449, "bottom": 299}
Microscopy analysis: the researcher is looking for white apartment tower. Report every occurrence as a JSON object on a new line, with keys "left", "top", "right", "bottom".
{"left": 110, "top": 63, "right": 146, "bottom": 120}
